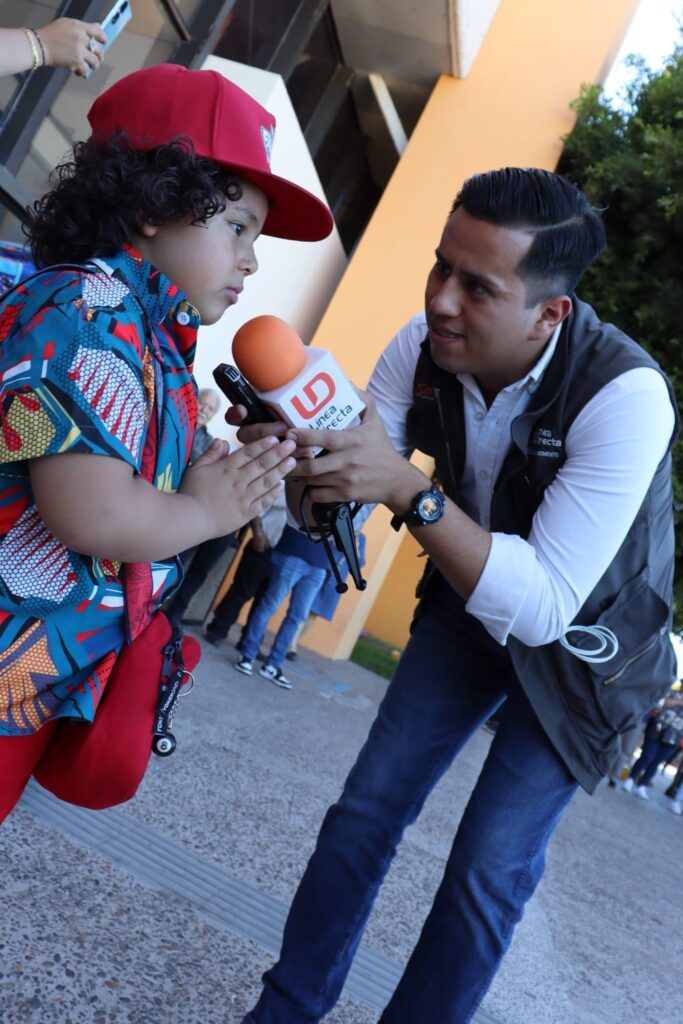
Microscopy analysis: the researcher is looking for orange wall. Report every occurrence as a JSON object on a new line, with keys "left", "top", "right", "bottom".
{"left": 297, "top": 0, "right": 640, "bottom": 659}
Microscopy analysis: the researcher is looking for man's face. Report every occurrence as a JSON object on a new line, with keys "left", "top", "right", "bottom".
{"left": 135, "top": 180, "right": 269, "bottom": 326}
{"left": 197, "top": 390, "right": 219, "bottom": 427}
{"left": 424, "top": 208, "right": 559, "bottom": 398}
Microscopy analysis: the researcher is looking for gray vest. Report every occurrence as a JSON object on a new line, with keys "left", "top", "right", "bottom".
{"left": 407, "top": 298, "right": 678, "bottom": 792}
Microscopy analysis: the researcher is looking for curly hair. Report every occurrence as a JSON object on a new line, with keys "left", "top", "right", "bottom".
{"left": 29, "top": 134, "right": 243, "bottom": 267}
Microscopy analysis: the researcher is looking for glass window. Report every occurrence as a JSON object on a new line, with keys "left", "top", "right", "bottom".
{"left": 214, "top": 0, "right": 303, "bottom": 68}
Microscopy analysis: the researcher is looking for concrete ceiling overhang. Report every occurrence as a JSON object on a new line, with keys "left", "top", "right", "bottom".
{"left": 330, "top": 0, "right": 503, "bottom": 87}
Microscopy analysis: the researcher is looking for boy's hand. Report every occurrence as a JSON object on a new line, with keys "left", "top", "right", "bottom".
{"left": 180, "top": 434, "right": 296, "bottom": 539}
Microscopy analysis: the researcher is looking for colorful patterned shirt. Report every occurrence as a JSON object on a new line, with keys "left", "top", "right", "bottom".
{"left": 0, "top": 246, "right": 199, "bottom": 735}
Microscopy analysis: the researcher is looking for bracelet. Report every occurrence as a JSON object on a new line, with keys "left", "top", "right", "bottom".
{"left": 21, "top": 27, "right": 45, "bottom": 70}
{"left": 34, "top": 29, "right": 47, "bottom": 67}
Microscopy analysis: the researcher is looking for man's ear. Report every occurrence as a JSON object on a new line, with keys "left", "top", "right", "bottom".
{"left": 530, "top": 294, "right": 572, "bottom": 340}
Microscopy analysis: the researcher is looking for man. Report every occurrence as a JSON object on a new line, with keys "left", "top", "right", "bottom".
{"left": 240, "top": 168, "right": 678, "bottom": 1023}
{"left": 190, "top": 387, "right": 221, "bottom": 463}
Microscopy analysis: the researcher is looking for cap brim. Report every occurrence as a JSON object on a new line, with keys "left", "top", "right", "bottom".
{"left": 230, "top": 165, "right": 334, "bottom": 242}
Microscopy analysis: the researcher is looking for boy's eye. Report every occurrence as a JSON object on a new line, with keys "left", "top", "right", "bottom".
{"left": 434, "top": 257, "right": 449, "bottom": 277}
{"left": 229, "top": 222, "right": 244, "bottom": 236}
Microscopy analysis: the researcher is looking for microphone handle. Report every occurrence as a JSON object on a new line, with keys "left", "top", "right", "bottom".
{"left": 310, "top": 502, "right": 367, "bottom": 593}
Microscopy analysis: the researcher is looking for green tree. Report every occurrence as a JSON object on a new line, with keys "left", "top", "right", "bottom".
{"left": 558, "top": 47, "right": 683, "bottom": 630}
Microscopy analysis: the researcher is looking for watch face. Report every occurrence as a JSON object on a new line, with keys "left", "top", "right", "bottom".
{"left": 418, "top": 491, "right": 443, "bottom": 522}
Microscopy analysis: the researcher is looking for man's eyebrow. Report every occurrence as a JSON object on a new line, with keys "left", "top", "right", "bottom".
{"left": 463, "top": 269, "right": 501, "bottom": 291}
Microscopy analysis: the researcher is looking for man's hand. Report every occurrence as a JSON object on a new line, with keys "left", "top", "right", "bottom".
{"left": 289, "top": 391, "right": 428, "bottom": 515}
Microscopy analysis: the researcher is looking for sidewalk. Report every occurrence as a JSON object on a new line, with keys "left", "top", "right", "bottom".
{"left": 1, "top": 628, "right": 682, "bottom": 1024}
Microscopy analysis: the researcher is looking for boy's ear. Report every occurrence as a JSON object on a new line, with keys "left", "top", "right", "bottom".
{"left": 138, "top": 222, "right": 159, "bottom": 238}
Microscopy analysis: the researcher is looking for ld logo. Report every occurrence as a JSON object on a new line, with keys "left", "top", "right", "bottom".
{"left": 291, "top": 372, "right": 336, "bottom": 419}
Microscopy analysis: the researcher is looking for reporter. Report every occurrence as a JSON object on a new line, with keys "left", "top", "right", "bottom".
{"left": 243, "top": 167, "right": 678, "bottom": 1024}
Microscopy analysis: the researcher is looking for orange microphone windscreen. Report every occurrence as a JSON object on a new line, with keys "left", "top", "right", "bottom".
{"left": 232, "top": 315, "right": 307, "bottom": 392}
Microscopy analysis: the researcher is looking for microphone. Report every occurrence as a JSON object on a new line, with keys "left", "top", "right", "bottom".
{"left": 231, "top": 316, "right": 365, "bottom": 450}
{"left": 213, "top": 315, "right": 367, "bottom": 593}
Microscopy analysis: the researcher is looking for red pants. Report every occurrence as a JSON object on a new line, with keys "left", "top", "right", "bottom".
{"left": 0, "top": 722, "right": 58, "bottom": 823}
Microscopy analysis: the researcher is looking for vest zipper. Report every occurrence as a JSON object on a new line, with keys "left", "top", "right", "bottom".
{"left": 434, "top": 387, "right": 458, "bottom": 499}
{"left": 602, "top": 633, "right": 661, "bottom": 685}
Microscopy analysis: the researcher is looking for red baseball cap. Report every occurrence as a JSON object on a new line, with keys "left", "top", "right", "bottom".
{"left": 87, "top": 63, "right": 334, "bottom": 242}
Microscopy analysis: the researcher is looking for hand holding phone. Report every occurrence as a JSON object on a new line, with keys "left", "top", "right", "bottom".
{"left": 82, "top": 0, "right": 132, "bottom": 78}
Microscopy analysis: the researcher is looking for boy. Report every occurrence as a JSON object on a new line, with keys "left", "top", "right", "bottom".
{"left": 0, "top": 63, "right": 332, "bottom": 820}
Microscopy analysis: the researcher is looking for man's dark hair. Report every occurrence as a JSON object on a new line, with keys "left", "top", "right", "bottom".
{"left": 29, "top": 134, "right": 243, "bottom": 267}
{"left": 451, "top": 167, "right": 606, "bottom": 305}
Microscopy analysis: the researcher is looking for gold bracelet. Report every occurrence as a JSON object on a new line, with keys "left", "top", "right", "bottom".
{"left": 21, "top": 27, "right": 44, "bottom": 71}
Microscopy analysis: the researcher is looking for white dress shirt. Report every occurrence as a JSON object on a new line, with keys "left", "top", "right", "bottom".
{"left": 368, "top": 313, "right": 676, "bottom": 648}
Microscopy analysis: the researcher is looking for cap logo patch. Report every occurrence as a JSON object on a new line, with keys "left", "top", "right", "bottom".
{"left": 260, "top": 125, "right": 275, "bottom": 165}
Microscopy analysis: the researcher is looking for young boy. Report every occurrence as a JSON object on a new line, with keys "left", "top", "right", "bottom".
{"left": 0, "top": 63, "right": 332, "bottom": 820}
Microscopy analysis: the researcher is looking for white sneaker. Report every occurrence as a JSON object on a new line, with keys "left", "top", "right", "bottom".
{"left": 670, "top": 800, "right": 682, "bottom": 816}
{"left": 235, "top": 656, "right": 253, "bottom": 676}
{"left": 621, "top": 777, "right": 634, "bottom": 792}
{"left": 259, "top": 663, "right": 292, "bottom": 689}
{"left": 634, "top": 785, "right": 649, "bottom": 800}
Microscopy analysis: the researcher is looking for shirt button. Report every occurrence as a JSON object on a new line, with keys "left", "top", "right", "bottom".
{"left": 176, "top": 310, "right": 191, "bottom": 326}
{"left": 475, "top": 411, "right": 485, "bottom": 421}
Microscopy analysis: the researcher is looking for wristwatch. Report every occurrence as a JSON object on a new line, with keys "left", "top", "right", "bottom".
{"left": 391, "top": 484, "right": 446, "bottom": 530}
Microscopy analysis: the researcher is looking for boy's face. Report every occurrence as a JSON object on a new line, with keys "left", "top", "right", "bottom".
{"left": 135, "top": 180, "right": 269, "bottom": 325}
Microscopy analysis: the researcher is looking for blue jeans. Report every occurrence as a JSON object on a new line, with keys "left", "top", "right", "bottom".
{"left": 245, "top": 579, "right": 578, "bottom": 1023}
{"left": 241, "top": 553, "right": 327, "bottom": 669}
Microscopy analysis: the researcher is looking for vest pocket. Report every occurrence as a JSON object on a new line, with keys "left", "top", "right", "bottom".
{"left": 586, "top": 571, "right": 673, "bottom": 733}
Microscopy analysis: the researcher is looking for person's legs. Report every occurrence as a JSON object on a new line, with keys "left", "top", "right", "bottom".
{"left": 171, "top": 533, "right": 237, "bottom": 620}
{"left": 627, "top": 736, "right": 665, "bottom": 786}
{"left": 207, "top": 545, "right": 272, "bottom": 641}
{"left": 0, "top": 722, "right": 58, "bottom": 823}
{"left": 379, "top": 684, "right": 577, "bottom": 1023}
{"left": 267, "top": 565, "right": 326, "bottom": 668}
{"left": 637, "top": 740, "right": 675, "bottom": 787}
{"left": 246, "top": 584, "right": 513, "bottom": 1023}
{"left": 239, "top": 554, "right": 307, "bottom": 664}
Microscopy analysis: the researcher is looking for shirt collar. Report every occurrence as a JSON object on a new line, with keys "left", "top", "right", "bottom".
{"left": 91, "top": 244, "right": 200, "bottom": 367}
{"left": 91, "top": 244, "right": 200, "bottom": 330}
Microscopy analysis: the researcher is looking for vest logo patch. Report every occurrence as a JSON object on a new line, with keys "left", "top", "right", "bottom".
{"left": 530, "top": 427, "right": 562, "bottom": 459}
{"left": 415, "top": 382, "right": 435, "bottom": 399}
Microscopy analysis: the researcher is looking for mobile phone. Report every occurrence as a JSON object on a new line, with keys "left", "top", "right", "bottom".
{"left": 83, "top": 0, "right": 132, "bottom": 78}
{"left": 213, "top": 363, "right": 279, "bottom": 425}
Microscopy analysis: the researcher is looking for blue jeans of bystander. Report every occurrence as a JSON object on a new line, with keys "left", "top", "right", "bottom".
{"left": 241, "top": 552, "right": 327, "bottom": 670}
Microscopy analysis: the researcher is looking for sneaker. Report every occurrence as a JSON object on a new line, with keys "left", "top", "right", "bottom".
{"left": 285, "top": 650, "right": 298, "bottom": 662}
{"left": 607, "top": 779, "right": 617, "bottom": 789}
{"left": 259, "top": 663, "right": 292, "bottom": 689}
{"left": 621, "top": 777, "right": 634, "bottom": 792}
{"left": 634, "top": 784, "right": 649, "bottom": 800}
{"left": 235, "top": 656, "right": 253, "bottom": 676}
{"left": 670, "top": 800, "right": 682, "bottom": 816}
